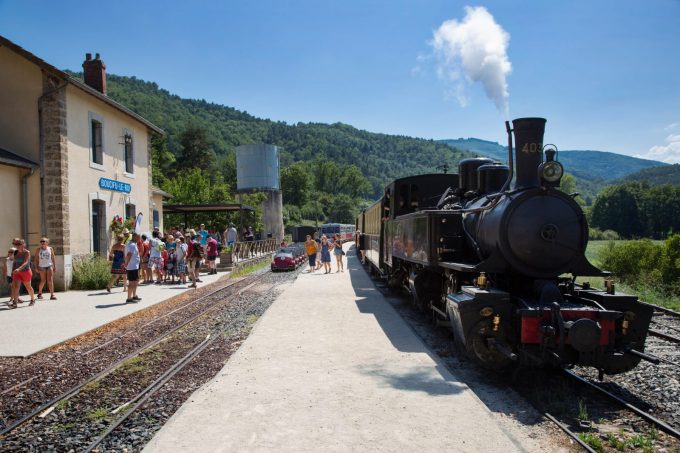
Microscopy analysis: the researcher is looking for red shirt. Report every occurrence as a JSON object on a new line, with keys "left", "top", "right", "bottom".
{"left": 206, "top": 238, "right": 218, "bottom": 256}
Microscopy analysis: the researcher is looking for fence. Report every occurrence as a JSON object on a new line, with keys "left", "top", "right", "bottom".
{"left": 229, "top": 239, "right": 278, "bottom": 263}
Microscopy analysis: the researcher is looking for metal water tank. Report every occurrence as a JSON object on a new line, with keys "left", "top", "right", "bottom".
{"left": 236, "top": 144, "right": 280, "bottom": 192}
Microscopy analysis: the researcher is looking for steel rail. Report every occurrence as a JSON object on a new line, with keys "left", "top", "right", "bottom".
{"left": 84, "top": 286, "right": 269, "bottom": 452}
{"left": 0, "top": 276, "right": 251, "bottom": 395}
{"left": 80, "top": 277, "right": 247, "bottom": 355}
{"left": 648, "top": 328, "right": 680, "bottom": 344}
{"left": 544, "top": 412, "right": 597, "bottom": 453}
{"left": 0, "top": 273, "right": 266, "bottom": 438}
{"left": 651, "top": 319, "right": 680, "bottom": 334}
{"left": 563, "top": 369, "right": 680, "bottom": 439}
{"left": 641, "top": 301, "right": 680, "bottom": 318}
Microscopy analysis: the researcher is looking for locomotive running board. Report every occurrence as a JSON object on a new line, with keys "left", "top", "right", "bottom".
{"left": 438, "top": 261, "right": 479, "bottom": 272}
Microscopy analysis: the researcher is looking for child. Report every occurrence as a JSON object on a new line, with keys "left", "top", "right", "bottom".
{"left": 4, "top": 247, "right": 16, "bottom": 308}
{"left": 176, "top": 237, "right": 188, "bottom": 285}
{"left": 166, "top": 247, "right": 177, "bottom": 284}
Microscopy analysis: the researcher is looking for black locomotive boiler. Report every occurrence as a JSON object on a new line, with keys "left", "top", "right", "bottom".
{"left": 356, "top": 117, "right": 655, "bottom": 374}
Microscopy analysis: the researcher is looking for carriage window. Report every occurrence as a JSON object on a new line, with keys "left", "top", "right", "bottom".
{"left": 410, "top": 184, "right": 420, "bottom": 209}
{"left": 399, "top": 184, "right": 409, "bottom": 209}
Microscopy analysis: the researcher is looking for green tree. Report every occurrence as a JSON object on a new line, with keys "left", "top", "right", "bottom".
{"left": 176, "top": 124, "right": 217, "bottom": 174}
{"left": 161, "top": 168, "right": 232, "bottom": 229}
{"left": 339, "top": 165, "right": 371, "bottom": 198}
{"left": 281, "top": 161, "right": 312, "bottom": 206}
{"left": 591, "top": 184, "right": 644, "bottom": 238}
{"left": 327, "top": 194, "right": 358, "bottom": 224}
{"left": 150, "top": 134, "right": 176, "bottom": 186}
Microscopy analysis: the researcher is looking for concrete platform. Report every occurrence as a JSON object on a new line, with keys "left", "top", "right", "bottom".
{"left": 0, "top": 269, "right": 226, "bottom": 357}
{"left": 144, "top": 245, "right": 537, "bottom": 452}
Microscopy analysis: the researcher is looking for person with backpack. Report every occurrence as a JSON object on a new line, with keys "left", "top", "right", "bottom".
{"left": 187, "top": 235, "right": 204, "bottom": 288}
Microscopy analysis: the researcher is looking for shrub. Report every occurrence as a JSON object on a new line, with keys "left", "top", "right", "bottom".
{"left": 660, "top": 234, "right": 680, "bottom": 285}
{"left": 71, "top": 254, "right": 111, "bottom": 290}
{"left": 589, "top": 227, "right": 620, "bottom": 241}
{"left": 597, "top": 240, "right": 662, "bottom": 280}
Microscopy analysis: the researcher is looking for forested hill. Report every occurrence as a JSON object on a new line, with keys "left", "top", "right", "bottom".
{"left": 440, "top": 138, "right": 665, "bottom": 182}
{"left": 613, "top": 164, "right": 680, "bottom": 186}
{"left": 78, "top": 72, "right": 475, "bottom": 198}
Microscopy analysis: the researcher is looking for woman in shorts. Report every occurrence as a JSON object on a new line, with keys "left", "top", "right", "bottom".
{"left": 11, "top": 238, "right": 35, "bottom": 307}
{"left": 304, "top": 235, "right": 317, "bottom": 273}
{"left": 320, "top": 235, "right": 332, "bottom": 274}
{"left": 34, "top": 237, "right": 57, "bottom": 300}
{"left": 332, "top": 234, "right": 344, "bottom": 273}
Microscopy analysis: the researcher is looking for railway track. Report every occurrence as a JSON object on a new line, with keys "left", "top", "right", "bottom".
{"left": 363, "top": 261, "right": 680, "bottom": 452}
{"left": 0, "top": 270, "right": 271, "bottom": 443}
{"left": 84, "top": 290, "right": 266, "bottom": 452}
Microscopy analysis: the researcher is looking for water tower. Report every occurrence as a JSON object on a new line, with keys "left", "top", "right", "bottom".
{"left": 236, "top": 144, "right": 284, "bottom": 242}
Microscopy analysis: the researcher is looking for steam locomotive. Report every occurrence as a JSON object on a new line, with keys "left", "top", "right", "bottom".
{"left": 356, "top": 117, "right": 654, "bottom": 374}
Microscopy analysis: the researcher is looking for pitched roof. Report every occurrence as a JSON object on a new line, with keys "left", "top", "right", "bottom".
{"left": 0, "top": 35, "right": 164, "bottom": 135}
{"left": 0, "top": 147, "right": 39, "bottom": 169}
{"left": 151, "top": 185, "right": 174, "bottom": 199}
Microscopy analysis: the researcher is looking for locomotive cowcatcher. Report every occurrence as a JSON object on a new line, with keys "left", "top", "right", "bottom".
{"left": 356, "top": 117, "right": 655, "bottom": 374}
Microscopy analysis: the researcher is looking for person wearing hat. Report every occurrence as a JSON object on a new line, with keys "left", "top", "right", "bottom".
{"left": 124, "top": 232, "right": 142, "bottom": 303}
{"left": 224, "top": 223, "right": 237, "bottom": 247}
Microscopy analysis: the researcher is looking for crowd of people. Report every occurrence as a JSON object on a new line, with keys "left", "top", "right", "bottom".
{"left": 4, "top": 223, "right": 360, "bottom": 309}
{"left": 2, "top": 222, "right": 259, "bottom": 309}
{"left": 304, "top": 233, "right": 346, "bottom": 274}
{"left": 106, "top": 223, "right": 232, "bottom": 303}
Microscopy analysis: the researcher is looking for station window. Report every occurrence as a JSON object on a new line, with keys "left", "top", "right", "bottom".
{"left": 91, "top": 119, "right": 103, "bottom": 165}
{"left": 124, "top": 132, "right": 134, "bottom": 174}
{"left": 125, "top": 203, "right": 136, "bottom": 220}
{"left": 153, "top": 209, "right": 160, "bottom": 229}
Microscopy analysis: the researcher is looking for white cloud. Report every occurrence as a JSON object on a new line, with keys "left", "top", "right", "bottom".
{"left": 637, "top": 133, "right": 680, "bottom": 164}
{"left": 428, "top": 6, "right": 511, "bottom": 115}
{"left": 664, "top": 121, "right": 680, "bottom": 131}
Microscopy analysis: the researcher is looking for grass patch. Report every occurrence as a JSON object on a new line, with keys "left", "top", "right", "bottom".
{"left": 55, "top": 399, "right": 69, "bottom": 411}
{"left": 83, "top": 380, "right": 100, "bottom": 391}
{"left": 231, "top": 260, "right": 269, "bottom": 278}
{"left": 606, "top": 430, "right": 657, "bottom": 452}
{"left": 246, "top": 314, "right": 260, "bottom": 324}
{"left": 85, "top": 407, "right": 109, "bottom": 422}
{"left": 121, "top": 355, "right": 147, "bottom": 373}
{"left": 607, "top": 433, "right": 626, "bottom": 451}
{"left": 54, "top": 421, "right": 78, "bottom": 432}
{"left": 577, "top": 400, "right": 589, "bottom": 422}
{"left": 578, "top": 433, "right": 603, "bottom": 452}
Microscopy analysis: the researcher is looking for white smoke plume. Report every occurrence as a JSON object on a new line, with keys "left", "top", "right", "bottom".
{"left": 430, "top": 6, "right": 511, "bottom": 115}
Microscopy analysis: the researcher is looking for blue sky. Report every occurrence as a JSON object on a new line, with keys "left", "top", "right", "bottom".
{"left": 1, "top": 0, "right": 679, "bottom": 162}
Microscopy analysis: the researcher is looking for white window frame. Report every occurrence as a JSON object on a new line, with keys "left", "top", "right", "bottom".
{"left": 88, "top": 111, "right": 105, "bottom": 171}
{"left": 125, "top": 196, "right": 138, "bottom": 222}
{"left": 88, "top": 192, "right": 107, "bottom": 254}
{"left": 123, "top": 128, "right": 135, "bottom": 178}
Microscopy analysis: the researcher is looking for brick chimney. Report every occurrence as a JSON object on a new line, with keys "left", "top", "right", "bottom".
{"left": 82, "top": 53, "right": 107, "bottom": 95}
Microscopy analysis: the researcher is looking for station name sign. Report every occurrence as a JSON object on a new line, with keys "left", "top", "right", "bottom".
{"left": 99, "top": 177, "right": 131, "bottom": 194}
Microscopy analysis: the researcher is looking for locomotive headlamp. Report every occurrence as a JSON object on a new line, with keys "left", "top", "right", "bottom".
{"left": 539, "top": 161, "right": 563, "bottom": 184}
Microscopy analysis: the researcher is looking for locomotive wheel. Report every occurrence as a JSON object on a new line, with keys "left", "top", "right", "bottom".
{"left": 466, "top": 320, "right": 515, "bottom": 371}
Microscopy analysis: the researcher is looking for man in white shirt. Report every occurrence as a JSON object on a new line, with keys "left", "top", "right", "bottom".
{"left": 224, "top": 223, "right": 237, "bottom": 247}
{"left": 124, "top": 232, "right": 142, "bottom": 303}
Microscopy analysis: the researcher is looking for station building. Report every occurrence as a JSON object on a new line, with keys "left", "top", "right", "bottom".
{"left": 0, "top": 35, "right": 166, "bottom": 291}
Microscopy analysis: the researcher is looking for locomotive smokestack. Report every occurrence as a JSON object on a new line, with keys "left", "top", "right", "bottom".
{"left": 512, "top": 117, "right": 546, "bottom": 189}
